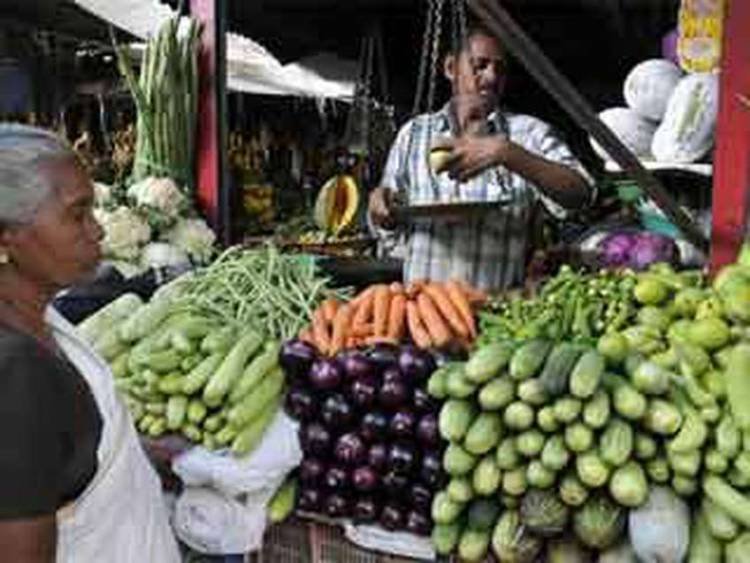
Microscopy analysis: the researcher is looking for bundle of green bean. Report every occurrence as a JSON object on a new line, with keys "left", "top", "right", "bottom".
{"left": 172, "top": 245, "right": 350, "bottom": 340}
{"left": 114, "top": 16, "right": 201, "bottom": 190}
{"left": 479, "top": 266, "right": 639, "bottom": 345}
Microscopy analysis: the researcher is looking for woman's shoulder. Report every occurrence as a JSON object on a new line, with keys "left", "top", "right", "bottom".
{"left": 0, "top": 325, "right": 67, "bottom": 392}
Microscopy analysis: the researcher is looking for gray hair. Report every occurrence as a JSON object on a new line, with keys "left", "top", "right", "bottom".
{"left": 0, "top": 123, "right": 76, "bottom": 226}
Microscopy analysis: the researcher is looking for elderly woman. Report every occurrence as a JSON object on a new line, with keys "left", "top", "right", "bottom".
{"left": 0, "top": 125, "right": 179, "bottom": 562}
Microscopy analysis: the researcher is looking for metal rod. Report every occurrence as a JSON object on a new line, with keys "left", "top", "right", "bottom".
{"left": 468, "top": 0, "right": 709, "bottom": 253}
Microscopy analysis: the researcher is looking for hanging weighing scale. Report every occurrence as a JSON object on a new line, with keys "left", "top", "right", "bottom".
{"left": 390, "top": 0, "right": 511, "bottom": 225}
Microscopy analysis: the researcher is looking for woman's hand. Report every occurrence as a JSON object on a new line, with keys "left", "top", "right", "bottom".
{"left": 432, "top": 135, "right": 508, "bottom": 183}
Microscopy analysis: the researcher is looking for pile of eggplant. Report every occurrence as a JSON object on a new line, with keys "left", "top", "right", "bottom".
{"left": 281, "top": 340, "right": 447, "bottom": 535}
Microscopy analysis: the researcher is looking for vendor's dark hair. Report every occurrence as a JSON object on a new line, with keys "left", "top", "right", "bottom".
{"left": 447, "top": 20, "right": 505, "bottom": 57}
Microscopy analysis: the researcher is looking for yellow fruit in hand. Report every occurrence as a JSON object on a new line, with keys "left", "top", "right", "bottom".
{"left": 429, "top": 148, "right": 453, "bottom": 172}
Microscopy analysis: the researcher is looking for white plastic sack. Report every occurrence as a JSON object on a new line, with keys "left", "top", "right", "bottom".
{"left": 624, "top": 59, "right": 683, "bottom": 121}
{"left": 590, "top": 107, "right": 658, "bottom": 161}
{"left": 174, "top": 487, "right": 268, "bottom": 555}
{"left": 651, "top": 72, "right": 720, "bottom": 163}
{"left": 172, "top": 411, "right": 302, "bottom": 498}
{"left": 344, "top": 523, "right": 435, "bottom": 561}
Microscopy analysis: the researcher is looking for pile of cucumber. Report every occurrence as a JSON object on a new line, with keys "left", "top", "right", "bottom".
{"left": 79, "top": 291, "right": 283, "bottom": 456}
{"left": 425, "top": 262, "right": 750, "bottom": 561}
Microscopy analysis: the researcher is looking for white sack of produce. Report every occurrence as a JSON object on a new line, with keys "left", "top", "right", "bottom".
{"left": 651, "top": 72, "right": 720, "bottom": 163}
{"left": 590, "top": 107, "right": 658, "bottom": 161}
{"left": 344, "top": 523, "right": 436, "bottom": 561}
{"left": 623, "top": 59, "right": 683, "bottom": 121}
{"left": 174, "top": 487, "right": 267, "bottom": 555}
{"left": 172, "top": 410, "right": 302, "bottom": 498}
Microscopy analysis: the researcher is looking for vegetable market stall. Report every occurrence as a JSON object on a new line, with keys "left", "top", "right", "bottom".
{"left": 31, "top": 0, "right": 750, "bottom": 559}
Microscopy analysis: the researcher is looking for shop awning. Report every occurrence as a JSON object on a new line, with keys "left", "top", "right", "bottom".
{"left": 73, "top": 0, "right": 356, "bottom": 100}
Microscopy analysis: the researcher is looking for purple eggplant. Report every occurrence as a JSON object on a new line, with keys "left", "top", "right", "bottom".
{"left": 285, "top": 386, "right": 317, "bottom": 421}
{"left": 340, "top": 351, "right": 375, "bottom": 381}
{"left": 300, "top": 423, "right": 332, "bottom": 457}
{"left": 367, "top": 443, "right": 389, "bottom": 472}
{"left": 297, "top": 487, "right": 322, "bottom": 512}
{"left": 359, "top": 411, "right": 389, "bottom": 443}
{"left": 412, "top": 387, "right": 437, "bottom": 413}
{"left": 349, "top": 376, "right": 379, "bottom": 409}
{"left": 405, "top": 510, "right": 431, "bottom": 536}
{"left": 321, "top": 393, "right": 355, "bottom": 429}
{"left": 388, "top": 443, "right": 417, "bottom": 474}
{"left": 367, "top": 343, "right": 399, "bottom": 372}
{"left": 309, "top": 358, "right": 344, "bottom": 391}
{"left": 325, "top": 465, "right": 349, "bottom": 490}
{"left": 389, "top": 409, "right": 416, "bottom": 439}
{"left": 415, "top": 413, "right": 440, "bottom": 447}
{"left": 382, "top": 470, "right": 410, "bottom": 497}
{"left": 299, "top": 458, "right": 326, "bottom": 485}
{"left": 334, "top": 433, "right": 367, "bottom": 466}
{"left": 382, "top": 366, "right": 405, "bottom": 386}
{"left": 324, "top": 493, "right": 350, "bottom": 518}
{"left": 379, "top": 379, "right": 409, "bottom": 410}
{"left": 398, "top": 346, "right": 436, "bottom": 383}
{"left": 380, "top": 503, "right": 404, "bottom": 531}
{"left": 420, "top": 451, "right": 443, "bottom": 487}
{"left": 353, "top": 497, "right": 379, "bottom": 523}
{"left": 352, "top": 466, "right": 379, "bottom": 492}
{"left": 409, "top": 483, "right": 433, "bottom": 511}
{"left": 279, "top": 339, "right": 318, "bottom": 380}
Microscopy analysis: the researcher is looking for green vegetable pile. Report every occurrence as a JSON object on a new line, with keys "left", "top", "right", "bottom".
{"left": 428, "top": 258, "right": 750, "bottom": 561}
{"left": 479, "top": 265, "right": 641, "bottom": 343}
{"left": 78, "top": 285, "right": 290, "bottom": 457}
{"left": 170, "top": 245, "right": 349, "bottom": 340}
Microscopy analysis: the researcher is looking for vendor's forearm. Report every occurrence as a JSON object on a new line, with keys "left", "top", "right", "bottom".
{"left": 502, "top": 141, "right": 590, "bottom": 210}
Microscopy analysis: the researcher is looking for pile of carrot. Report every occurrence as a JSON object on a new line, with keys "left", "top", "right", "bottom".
{"left": 298, "top": 279, "right": 487, "bottom": 356}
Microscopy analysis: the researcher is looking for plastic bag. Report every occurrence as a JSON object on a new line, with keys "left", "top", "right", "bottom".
{"left": 174, "top": 487, "right": 268, "bottom": 554}
{"left": 172, "top": 411, "right": 302, "bottom": 498}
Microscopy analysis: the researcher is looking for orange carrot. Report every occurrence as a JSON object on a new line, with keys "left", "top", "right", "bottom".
{"left": 423, "top": 283, "right": 469, "bottom": 338}
{"left": 352, "top": 289, "right": 375, "bottom": 327}
{"left": 386, "top": 294, "right": 407, "bottom": 340}
{"left": 454, "top": 279, "right": 488, "bottom": 306}
{"left": 373, "top": 285, "right": 391, "bottom": 337}
{"left": 312, "top": 308, "right": 332, "bottom": 355}
{"left": 350, "top": 286, "right": 375, "bottom": 308}
{"left": 350, "top": 323, "right": 374, "bottom": 338}
{"left": 445, "top": 280, "right": 477, "bottom": 338}
{"left": 389, "top": 282, "right": 405, "bottom": 295}
{"left": 406, "top": 279, "right": 427, "bottom": 299}
{"left": 346, "top": 336, "right": 358, "bottom": 349}
{"left": 416, "top": 293, "right": 452, "bottom": 348}
{"left": 330, "top": 304, "right": 354, "bottom": 355}
{"left": 321, "top": 298, "right": 340, "bottom": 324}
{"left": 364, "top": 335, "right": 400, "bottom": 346}
{"left": 406, "top": 301, "right": 432, "bottom": 349}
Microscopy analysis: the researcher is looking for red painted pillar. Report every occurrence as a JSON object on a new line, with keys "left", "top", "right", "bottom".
{"left": 191, "top": 0, "right": 230, "bottom": 245}
{"left": 709, "top": 0, "right": 750, "bottom": 273}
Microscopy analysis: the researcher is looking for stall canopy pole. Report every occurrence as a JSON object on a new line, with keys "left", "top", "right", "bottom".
{"left": 468, "top": 0, "right": 709, "bottom": 254}
{"left": 191, "top": 0, "right": 230, "bottom": 245}
{"left": 709, "top": 0, "right": 750, "bottom": 273}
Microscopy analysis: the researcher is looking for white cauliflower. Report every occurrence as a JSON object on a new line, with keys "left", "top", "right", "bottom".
{"left": 141, "top": 242, "right": 190, "bottom": 270}
{"left": 95, "top": 206, "right": 152, "bottom": 260}
{"left": 127, "top": 176, "right": 185, "bottom": 218}
{"left": 165, "top": 218, "right": 216, "bottom": 264}
{"left": 93, "top": 182, "right": 113, "bottom": 207}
